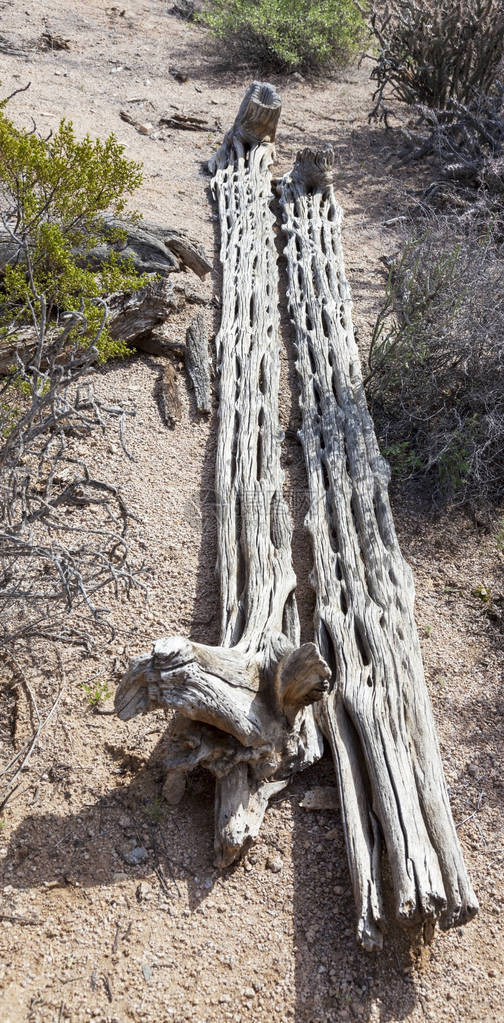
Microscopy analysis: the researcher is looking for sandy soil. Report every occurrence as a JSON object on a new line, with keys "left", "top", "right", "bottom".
{"left": 0, "top": 2, "right": 504, "bottom": 1021}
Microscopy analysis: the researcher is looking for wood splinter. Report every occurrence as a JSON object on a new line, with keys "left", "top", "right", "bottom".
{"left": 115, "top": 83, "right": 330, "bottom": 868}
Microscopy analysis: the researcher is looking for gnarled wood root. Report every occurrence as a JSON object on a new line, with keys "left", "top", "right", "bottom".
{"left": 115, "top": 635, "right": 329, "bottom": 865}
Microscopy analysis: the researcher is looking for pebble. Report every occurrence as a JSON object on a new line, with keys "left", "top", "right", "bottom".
{"left": 124, "top": 846, "right": 149, "bottom": 866}
{"left": 266, "top": 856, "right": 283, "bottom": 874}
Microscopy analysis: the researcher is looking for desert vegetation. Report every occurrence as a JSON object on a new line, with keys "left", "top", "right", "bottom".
{"left": 200, "top": 0, "right": 367, "bottom": 70}
{"left": 0, "top": 2, "right": 503, "bottom": 1021}
{"left": 364, "top": 0, "right": 504, "bottom": 504}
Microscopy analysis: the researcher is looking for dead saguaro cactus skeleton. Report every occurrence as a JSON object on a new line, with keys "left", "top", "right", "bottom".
{"left": 115, "top": 84, "right": 330, "bottom": 868}
{"left": 280, "top": 145, "right": 478, "bottom": 950}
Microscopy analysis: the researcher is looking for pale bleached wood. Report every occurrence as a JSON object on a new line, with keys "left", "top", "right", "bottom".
{"left": 280, "top": 145, "right": 478, "bottom": 950}
{"left": 115, "top": 86, "right": 330, "bottom": 866}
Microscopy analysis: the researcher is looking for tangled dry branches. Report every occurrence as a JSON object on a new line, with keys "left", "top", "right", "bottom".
{"left": 367, "top": 219, "right": 504, "bottom": 504}
{"left": 368, "top": 0, "right": 504, "bottom": 122}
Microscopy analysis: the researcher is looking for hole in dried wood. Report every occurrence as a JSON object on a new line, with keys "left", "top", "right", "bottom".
{"left": 340, "top": 586, "right": 348, "bottom": 615}
{"left": 318, "top": 618, "right": 336, "bottom": 678}
{"left": 327, "top": 204, "right": 336, "bottom": 222}
{"left": 297, "top": 264, "right": 304, "bottom": 292}
{"left": 282, "top": 589, "right": 297, "bottom": 641}
{"left": 256, "top": 408, "right": 264, "bottom": 481}
{"left": 249, "top": 292, "right": 255, "bottom": 328}
{"left": 354, "top": 617, "right": 370, "bottom": 666}
{"left": 235, "top": 495, "right": 246, "bottom": 639}
{"left": 335, "top": 554, "right": 343, "bottom": 579}
{"left": 350, "top": 493, "right": 360, "bottom": 534}
{"left": 306, "top": 312, "right": 313, "bottom": 332}
{"left": 236, "top": 356, "right": 241, "bottom": 380}
{"left": 388, "top": 567, "right": 398, "bottom": 586}
{"left": 308, "top": 344, "right": 317, "bottom": 375}
{"left": 258, "top": 356, "right": 266, "bottom": 394}
{"left": 329, "top": 524, "right": 339, "bottom": 553}
{"left": 320, "top": 454, "right": 330, "bottom": 492}
{"left": 230, "top": 408, "right": 240, "bottom": 484}
{"left": 313, "top": 380, "right": 322, "bottom": 415}
{"left": 366, "top": 674, "right": 373, "bottom": 687}
{"left": 321, "top": 306, "right": 331, "bottom": 339}
{"left": 397, "top": 627, "right": 404, "bottom": 641}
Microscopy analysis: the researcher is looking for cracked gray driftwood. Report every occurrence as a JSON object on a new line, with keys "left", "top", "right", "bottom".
{"left": 280, "top": 145, "right": 478, "bottom": 950}
{"left": 115, "top": 84, "right": 330, "bottom": 867}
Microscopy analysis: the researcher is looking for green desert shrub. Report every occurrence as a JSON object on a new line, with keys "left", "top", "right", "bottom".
{"left": 0, "top": 101, "right": 145, "bottom": 361}
{"left": 200, "top": 0, "right": 367, "bottom": 71}
{"left": 367, "top": 219, "right": 504, "bottom": 504}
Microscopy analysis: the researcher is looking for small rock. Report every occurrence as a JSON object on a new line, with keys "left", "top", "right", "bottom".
{"left": 124, "top": 846, "right": 148, "bottom": 866}
{"left": 119, "top": 815, "right": 132, "bottom": 828}
{"left": 299, "top": 786, "right": 339, "bottom": 811}
{"left": 113, "top": 872, "right": 128, "bottom": 882}
{"left": 334, "top": 885, "right": 345, "bottom": 896}
{"left": 325, "top": 827, "right": 339, "bottom": 840}
{"left": 291, "top": 71, "right": 304, "bottom": 82}
{"left": 467, "top": 763, "right": 478, "bottom": 777}
{"left": 266, "top": 856, "right": 283, "bottom": 874}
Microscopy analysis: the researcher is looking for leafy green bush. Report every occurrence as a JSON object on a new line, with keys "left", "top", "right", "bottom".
{"left": 367, "top": 220, "right": 504, "bottom": 504}
{"left": 0, "top": 102, "right": 145, "bottom": 361}
{"left": 200, "top": 0, "right": 367, "bottom": 71}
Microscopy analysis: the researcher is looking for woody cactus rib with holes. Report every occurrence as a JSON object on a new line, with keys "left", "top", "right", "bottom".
{"left": 115, "top": 85, "right": 330, "bottom": 868}
{"left": 280, "top": 146, "right": 478, "bottom": 950}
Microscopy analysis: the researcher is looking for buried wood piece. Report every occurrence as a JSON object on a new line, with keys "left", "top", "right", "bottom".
{"left": 115, "top": 85, "right": 330, "bottom": 866}
{"left": 185, "top": 313, "right": 211, "bottom": 413}
{"left": 280, "top": 145, "right": 478, "bottom": 950}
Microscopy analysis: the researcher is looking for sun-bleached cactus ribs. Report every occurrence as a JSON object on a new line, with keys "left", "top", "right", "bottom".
{"left": 279, "top": 144, "right": 478, "bottom": 950}
{"left": 115, "top": 85, "right": 330, "bottom": 868}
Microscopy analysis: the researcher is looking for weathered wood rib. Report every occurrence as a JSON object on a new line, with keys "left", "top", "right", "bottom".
{"left": 115, "top": 88, "right": 330, "bottom": 868}
{"left": 280, "top": 146, "right": 478, "bottom": 950}
{"left": 209, "top": 82, "right": 298, "bottom": 657}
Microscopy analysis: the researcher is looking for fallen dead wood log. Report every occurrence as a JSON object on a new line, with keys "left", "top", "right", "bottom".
{"left": 0, "top": 279, "right": 184, "bottom": 375}
{"left": 160, "top": 112, "right": 215, "bottom": 132}
{"left": 115, "top": 83, "right": 330, "bottom": 867}
{"left": 0, "top": 216, "right": 211, "bottom": 281}
{"left": 280, "top": 145, "right": 478, "bottom": 950}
